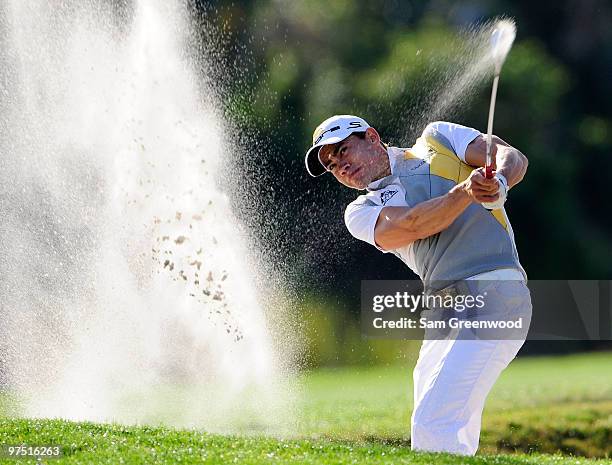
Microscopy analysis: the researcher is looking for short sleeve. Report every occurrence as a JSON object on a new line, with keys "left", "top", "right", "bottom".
{"left": 344, "top": 201, "right": 388, "bottom": 252}
{"left": 426, "top": 121, "right": 481, "bottom": 163}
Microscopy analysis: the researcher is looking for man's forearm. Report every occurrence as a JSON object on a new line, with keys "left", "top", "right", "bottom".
{"left": 495, "top": 145, "right": 528, "bottom": 188}
{"left": 375, "top": 183, "right": 472, "bottom": 250}
{"left": 464, "top": 135, "right": 528, "bottom": 188}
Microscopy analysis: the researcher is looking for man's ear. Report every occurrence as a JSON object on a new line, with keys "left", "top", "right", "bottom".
{"left": 365, "top": 127, "right": 380, "bottom": 144}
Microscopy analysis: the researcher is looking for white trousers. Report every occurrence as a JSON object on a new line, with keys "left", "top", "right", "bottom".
{"left": 410, "top": 269, "right": 531, "bottom": 456}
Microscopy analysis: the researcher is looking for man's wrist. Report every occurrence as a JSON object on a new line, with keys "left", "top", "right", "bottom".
{"left": 496, "top": 173, "right": 508, "bottom": 191}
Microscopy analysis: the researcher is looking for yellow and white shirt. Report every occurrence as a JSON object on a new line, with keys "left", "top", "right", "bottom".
{"left": 344, "top": 121, "right": 526, "bottom": 286}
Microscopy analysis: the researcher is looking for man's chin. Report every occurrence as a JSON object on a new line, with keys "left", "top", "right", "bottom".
{"left": 350, "top": 180, "right": 368, "bottom": 190}
{"left": 354, "top": 173, "right": 374, "bottom": 190}
{"left": 340, "top": 173, "right": 369, "bottom": 190}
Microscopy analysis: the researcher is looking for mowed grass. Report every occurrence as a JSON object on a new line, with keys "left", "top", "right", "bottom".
{"left": 297, "top": 351, "right": 612, "bottom": 458}
{"left": 2, "top": 418, "right": 610, "bottom": 465}
{"left": 0, "top": 352, "right": 610, "bottom": 464}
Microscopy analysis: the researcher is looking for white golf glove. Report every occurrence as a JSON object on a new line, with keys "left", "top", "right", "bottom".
{"left": 482, "top": 173, "right": 508, "bottom": 210}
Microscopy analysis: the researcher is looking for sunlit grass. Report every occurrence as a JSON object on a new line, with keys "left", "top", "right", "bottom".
{"left": 0, "top": 352, "right": 610, "bottom": 464}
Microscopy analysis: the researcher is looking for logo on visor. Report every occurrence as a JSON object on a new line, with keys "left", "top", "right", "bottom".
{"left": 314, "top": 125, "right": 340, "bottom": 145}
{"left": 380, "top": 190, "right": 398, "bottom": 205}
{"left": 312, "top": 121, "right": 363, "bottom": 145}
{"left": 312, "top": 126, "right": 325, "bottom": 145}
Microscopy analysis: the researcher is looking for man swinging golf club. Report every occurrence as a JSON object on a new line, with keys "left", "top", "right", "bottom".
{"left": 304, "top": 115, "right": 531, "bottom": 455}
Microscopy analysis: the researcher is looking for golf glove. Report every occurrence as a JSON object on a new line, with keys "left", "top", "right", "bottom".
{"left": 482, "top": 173, "right": 508, "bottom": 210}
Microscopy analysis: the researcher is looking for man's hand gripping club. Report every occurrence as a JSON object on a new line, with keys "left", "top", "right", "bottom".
{"left": 464, "top": 167, "right": 508, "bottom": 210}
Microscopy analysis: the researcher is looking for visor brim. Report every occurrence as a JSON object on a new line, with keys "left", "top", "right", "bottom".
{"left": 304, "top": 134, "right": 350, "bottom": 177}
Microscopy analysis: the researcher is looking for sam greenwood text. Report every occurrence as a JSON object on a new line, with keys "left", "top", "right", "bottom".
{"left": 372, "top": 317, "right": 525, "bottom": 330}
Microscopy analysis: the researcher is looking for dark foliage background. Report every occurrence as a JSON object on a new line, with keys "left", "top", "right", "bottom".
{"left": 192, "top": 0, "right": 612, "bottom": 362}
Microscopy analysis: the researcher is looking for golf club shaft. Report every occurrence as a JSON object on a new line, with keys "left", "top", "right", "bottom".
{"left": 485, "top": 73, "right": 500, "bottom": 179}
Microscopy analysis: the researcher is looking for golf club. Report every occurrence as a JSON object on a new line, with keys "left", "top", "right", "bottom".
{"left": 485, "top": 20, "right": 516, "bottom": 178}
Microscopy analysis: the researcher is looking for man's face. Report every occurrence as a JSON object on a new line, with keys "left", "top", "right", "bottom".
{"left": 318, "top": 129, "right": 386, "bottom": 189}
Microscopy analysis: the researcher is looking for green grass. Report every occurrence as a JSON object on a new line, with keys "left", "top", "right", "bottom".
{"left": 297, "top": 351, "right": 612, "bottom": 457}
{"left": 0, "top": 419, "right": 609, "bottom": 465}
{"left": 1, "top": 352, "right": 611, "bottom": 464}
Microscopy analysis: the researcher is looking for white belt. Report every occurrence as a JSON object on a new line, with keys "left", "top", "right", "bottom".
{"left": 467, "top": 268, "right": 525, "bottom": 281}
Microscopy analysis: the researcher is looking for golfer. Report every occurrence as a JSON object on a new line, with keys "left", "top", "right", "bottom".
{"left": 304, "top": 115, "right": 531, "bottom": 456}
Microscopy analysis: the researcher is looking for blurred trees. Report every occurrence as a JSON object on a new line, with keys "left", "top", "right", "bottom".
{"left": 194, "top": 0, "right": 612, "bottom": 363}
